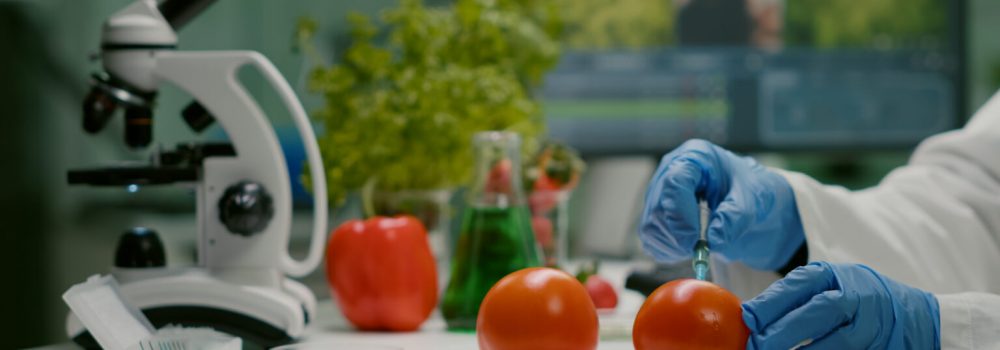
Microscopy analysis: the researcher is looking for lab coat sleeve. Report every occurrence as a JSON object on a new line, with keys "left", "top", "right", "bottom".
{"left": 776, "top": 90, "right": 1000, "bottom": 348}
{"left": 938, "top": 293, "right": 1000, "bottom": 350}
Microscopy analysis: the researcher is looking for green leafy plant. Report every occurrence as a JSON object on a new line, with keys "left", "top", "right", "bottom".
{"left": 297, "top": 0, "right": 561, "bottom": 207}
{"left": 554, "top": 0, "right": 676, "bottom": 50}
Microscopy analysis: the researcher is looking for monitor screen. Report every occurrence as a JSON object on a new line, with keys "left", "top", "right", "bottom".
{"left": 543, "top": 0, "right": 964, "bottom": 154}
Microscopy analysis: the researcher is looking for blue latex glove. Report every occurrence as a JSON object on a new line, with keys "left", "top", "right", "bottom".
{"left": 639, "top": 139, "right": 804, "bottom": 270}
{"left": 743, "top": 262, "right": 940, "bottom": 350}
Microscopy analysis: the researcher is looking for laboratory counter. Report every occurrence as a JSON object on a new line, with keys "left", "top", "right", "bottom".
{"left": 299, "top": 261, "right": 643, "bottom": 349}
{"left": 32, "top": 261, "right": 650, "bottom": 350}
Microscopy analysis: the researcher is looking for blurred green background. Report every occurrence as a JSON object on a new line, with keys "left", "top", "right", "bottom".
{"left": 3, "top": 0, "right": 1000, "bottom": 347}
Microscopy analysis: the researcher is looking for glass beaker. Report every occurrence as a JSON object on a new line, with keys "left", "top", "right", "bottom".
{"left": 441, "top": 131, "right": 541, "bottom": 331}
{"left": 528, "top": 189, "right": 572, "bottom": 268}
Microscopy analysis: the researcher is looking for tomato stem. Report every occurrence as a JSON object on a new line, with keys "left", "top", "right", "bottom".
{"left": 575, "top": 260, "right": 600, "bottom": 283}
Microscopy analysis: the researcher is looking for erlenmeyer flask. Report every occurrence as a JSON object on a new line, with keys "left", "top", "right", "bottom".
{"left": 440, "top": 131, "right": 541, "bottom": 331}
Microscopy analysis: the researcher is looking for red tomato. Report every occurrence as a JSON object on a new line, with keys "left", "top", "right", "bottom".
{"left": 533, "top": 173, "right": 560, "bottom": 192}
{"left": 633, "top": 279, "right": 749, "bottom": 350}
{"left": 528, "top": 190, "right": 559, "bottom": 215}
{"left": 477, "top": 267, "right": 599, "bottom": 350}
{"left": 486, "top": 159, "right": 513, "bottom": 194}
{"left": 531, "top": 216, "right": 554, "bottom": 248}
{"left": 584, "top": 275, "right": 618, "bottom": 310}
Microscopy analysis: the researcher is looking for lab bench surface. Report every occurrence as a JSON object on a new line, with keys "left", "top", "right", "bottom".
{"left": 30, "top": 261, "right": 650, "bottom": 350}
{"left": 301, "top": 261, "right": 646, "bottom": 350}
{"left": 301, "top": 305, "right": 639, "bottom": 350}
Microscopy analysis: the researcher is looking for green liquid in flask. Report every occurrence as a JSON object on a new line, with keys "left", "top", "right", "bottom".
{"left": 441, "top": 205, "right": 540, "bottom": 331}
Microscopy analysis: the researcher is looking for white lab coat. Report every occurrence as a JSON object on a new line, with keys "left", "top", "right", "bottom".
{"left": 779, "top": 90, "right": 1000, "bottom": 349}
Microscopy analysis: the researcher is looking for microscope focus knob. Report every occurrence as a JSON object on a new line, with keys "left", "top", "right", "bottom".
{"left": 218, "top": 181, "right": 274, "bottom": 236}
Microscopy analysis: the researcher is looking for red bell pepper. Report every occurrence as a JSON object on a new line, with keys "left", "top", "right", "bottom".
{"left": 325, "top": 216, "right": 438, "bottom": 331}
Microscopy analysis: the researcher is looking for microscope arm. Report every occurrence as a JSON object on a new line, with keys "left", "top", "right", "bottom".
{"left": 246, "top": 53, "right": 329, "bottom": 277}
{"left": 154, "top": 51, "right": 327, "bottom": 278}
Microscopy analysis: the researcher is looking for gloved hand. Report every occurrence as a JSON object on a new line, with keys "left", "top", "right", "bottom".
{"left": 638, "top": 139, "right": 804, "bottom": 270}
{"left": 743, "top": 262, "right": 940, "bottom": 350}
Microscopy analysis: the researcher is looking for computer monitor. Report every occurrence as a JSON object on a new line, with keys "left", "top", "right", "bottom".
{"left": 543, "top": 0, "right": 965, "bottom": 154}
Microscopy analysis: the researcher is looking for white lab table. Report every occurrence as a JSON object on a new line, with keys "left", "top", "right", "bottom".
{"left": 299, "top": 261, "right": 646, "bottom": 350}
{"left": 30, "top": 261, "right": 649, "bottom": 350}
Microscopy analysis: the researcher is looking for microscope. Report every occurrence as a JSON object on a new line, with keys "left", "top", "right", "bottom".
{"left": 66, "top": 0, "right": 328, "bottom": 348}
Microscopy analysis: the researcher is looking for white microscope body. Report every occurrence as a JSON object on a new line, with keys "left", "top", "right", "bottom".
{"left": 66, "top": 0, "right": 328, "bottom": 347}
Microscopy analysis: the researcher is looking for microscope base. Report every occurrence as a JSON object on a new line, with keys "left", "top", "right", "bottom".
{"left": 65, "top": 268, "right": 315, "bottom": 349}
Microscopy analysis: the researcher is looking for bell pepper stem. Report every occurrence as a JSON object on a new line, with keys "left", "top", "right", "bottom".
{"left": 361, "top": 177, "right": 378, "bottom": 219}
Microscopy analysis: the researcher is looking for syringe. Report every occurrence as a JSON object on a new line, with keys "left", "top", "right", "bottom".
{"left": 692, "top": 201, "right": 710, "bottom": 281}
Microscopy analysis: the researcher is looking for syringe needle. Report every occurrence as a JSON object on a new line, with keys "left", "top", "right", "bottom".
{"left": 693, "top": 239, "right": 710, "bottom": 281}
{"left": 692, "top": 201, "right": 710, "bottom": 281}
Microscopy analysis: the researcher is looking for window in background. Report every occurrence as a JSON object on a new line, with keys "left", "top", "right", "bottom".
{"left": 543, "top": 0, "right": 962, "bottom": 155}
